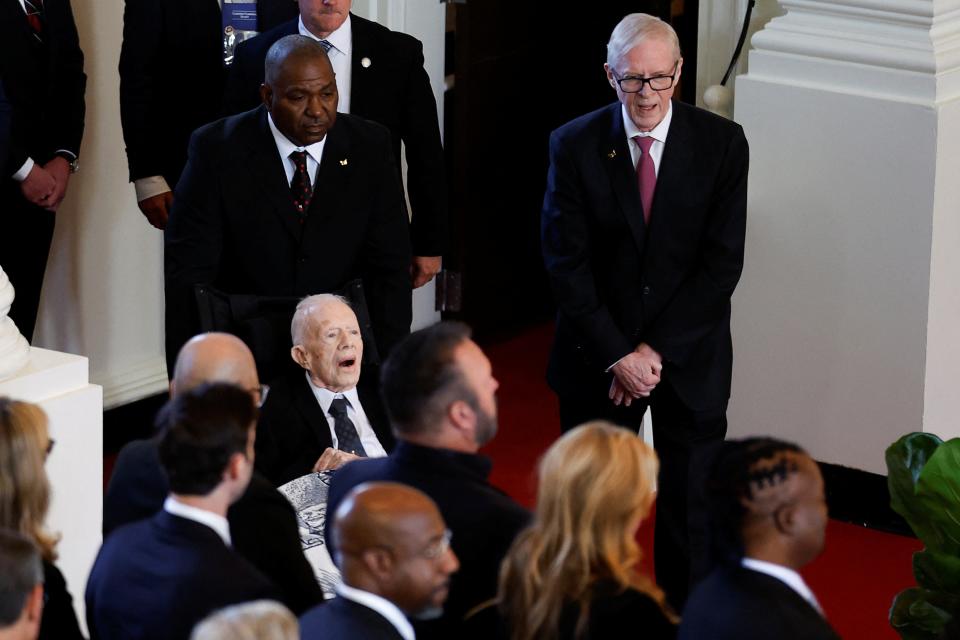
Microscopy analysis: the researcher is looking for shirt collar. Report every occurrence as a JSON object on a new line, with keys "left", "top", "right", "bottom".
{"left": 336, "top": 583, "right": 415, "bottom": 640}
{"left": 298, "top": 13, "right": 352, "bottom": 56}
{"left": 163, "top": 496, "right": 232, "bottom": 547}
{"left": 267, "top": 113, "right": 326, "bottom": 167}
{"left": 622, "top": 100, "right": 673, "bottom": 144}
{"left": 305, "top": 372, "right": 360, "bottom": 415}
{"left": 741, "top": 557, "right": 822, "bottom": 613}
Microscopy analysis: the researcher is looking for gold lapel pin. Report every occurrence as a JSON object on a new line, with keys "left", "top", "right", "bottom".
{"left": 607, "top": 150, "right": 617, "bottom": 159}
{"left": 340, "top": 159, "right": 349, "bottom": 166}
{"left": 361, "top": 57, "right": 372, "bottom": 68}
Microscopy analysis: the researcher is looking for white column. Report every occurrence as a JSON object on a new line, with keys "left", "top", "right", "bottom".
{"left": 729, "top": 0, "right": 960, "bottom": 473}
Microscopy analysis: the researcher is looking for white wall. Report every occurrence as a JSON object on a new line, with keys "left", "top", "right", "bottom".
{"left": 729, "top": 0, "right": 960, "bottom": 474}
{"left": 34, "top": 0, "right": 446, "bottom": 408}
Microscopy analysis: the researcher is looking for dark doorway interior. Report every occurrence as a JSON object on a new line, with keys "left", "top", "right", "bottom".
{"left": 443, "top": 1, "right": 699, "bottom": 341}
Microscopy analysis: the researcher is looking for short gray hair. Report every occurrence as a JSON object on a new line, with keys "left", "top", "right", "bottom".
{"left": 290, "top": 294, "right": 352, "bottom": 346}
{"left": 0, "top": 529, "right": 42, "bottom": 628}
{"left": 606, "top": 13, "right": 681, "bottom": 70}
{"left": 264, "top": 34, "right": 330, "bottom": 85}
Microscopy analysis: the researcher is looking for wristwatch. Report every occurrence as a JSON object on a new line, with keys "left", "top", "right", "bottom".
{"left": 55, "top": 151, "right": 80, "bottom": 174}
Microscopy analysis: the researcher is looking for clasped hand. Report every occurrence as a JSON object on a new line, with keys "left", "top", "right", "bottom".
{"left": 609, "top": 343, "right": 662, "bottom": 407}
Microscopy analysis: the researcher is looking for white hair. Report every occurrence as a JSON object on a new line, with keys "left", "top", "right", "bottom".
{"left": 191, "top": 600, "right": 298, "bottom": 640}
{"left": 290, "top": 293, "right": 352, "bottom": 346}
{"left": 606, "top": 13, "right": 681, "bottom": 70}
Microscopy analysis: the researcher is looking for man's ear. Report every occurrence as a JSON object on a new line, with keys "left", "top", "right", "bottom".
{"left": 224, "top": 451, "right": 246, "bottom": 482}
{"left": 26, "top": 583, "right": 44, "bottom": 624}
{"left": 603, "top": 63, "right": 617, "bottom": 89}
{"left": 260, "top": 83, "right": 273, "bottom": 109}
{"left": 772, "top": 504, "right": 796, "bottom": 536}
{"left": 447, "top": 399, "right": 475, "bottom": 432}
{"left": 362, "top": 547, "right": 394, "bottom": 582}
{"left": 291, "top": 345, "right": 309, "bottom": 370}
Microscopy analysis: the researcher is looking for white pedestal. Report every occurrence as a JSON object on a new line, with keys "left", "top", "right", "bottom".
{"left": 0, "top": 347, "right": 103, "bottom": 635}
{"left": 729, "top": 0, "right": 960, "bottom": 474}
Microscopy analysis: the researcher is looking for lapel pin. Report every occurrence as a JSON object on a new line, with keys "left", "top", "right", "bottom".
{"left": 340, "top": 158, "right": 349, "bottom": 166}
{"left": 361, "top": 57, "right": 372, "bottom": 68}
{"left": 607, "top": 150, "right": 617, "bottom": 159}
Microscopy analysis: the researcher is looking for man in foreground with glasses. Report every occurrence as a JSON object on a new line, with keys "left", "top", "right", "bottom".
{"left": 301, "top": 482, "right": 459, "bottom": 639}
{"left": 102, "top": 332, "right": 323, "bottom": 614}
{"left": 541, "top": 13, "right": 750, "bottom": 610}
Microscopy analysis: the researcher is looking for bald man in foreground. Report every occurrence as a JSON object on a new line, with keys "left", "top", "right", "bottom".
{"left": 679, "top": 438, "right": 839, "bottom": 639}
{"left": 102, "top": 332, "right": 324, "bottom": 614}
{"left": 300, "top": 483, "right": 459, "bottom": 640}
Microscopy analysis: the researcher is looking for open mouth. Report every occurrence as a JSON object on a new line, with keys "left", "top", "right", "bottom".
{"left": 338, "top": 357, "right": 357, "bottom": 369}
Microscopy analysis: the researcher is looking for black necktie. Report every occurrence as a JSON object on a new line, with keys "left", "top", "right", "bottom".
{"left": 329, "top": 397, "right": 367, "bottom": 457}
{"left": 319, "top": 40, "right": 333, "bottom": 53}
{"left": 289, "top": 150, "right": 312, "bottom": 220}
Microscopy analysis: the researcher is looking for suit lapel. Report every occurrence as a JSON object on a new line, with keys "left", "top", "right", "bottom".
{"left": 244, "top": 108, "right": 303, "bottom": 242}
{"left": 603, "top": 104, "right": 647, "bottom": 252}
{"left": 293, "top": 374, "right": 334, "bottom": 451}
{"left": 348, "top": 14, "right": 375, "bottom": 115}
{"left": 649, "top": 100, "right": 694, "bottom": 234}
{"left": 303, "top": 120, "right": 351, "bottom": 233}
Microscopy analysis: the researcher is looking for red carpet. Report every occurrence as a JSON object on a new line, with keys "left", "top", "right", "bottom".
{"left": 480, "top": 322, "right": 922, "bottom": 640}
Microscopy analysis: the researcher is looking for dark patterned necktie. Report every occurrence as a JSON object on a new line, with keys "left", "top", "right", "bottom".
{"left": 289, "top": 150, "right": 313, "bottom": 220}
{"left": 329, "top": 397, "right": 367, "bottom": 457}
{"left": 319, "top": 40, "right": 333, "bottom": 53}
{"left": 24, "top": 0, "right": 44, "bottom": 41}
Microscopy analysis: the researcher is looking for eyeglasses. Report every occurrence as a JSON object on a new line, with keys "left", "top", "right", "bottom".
{"left": 421, "top": 529, "right": 453, "bottom": 560}
{"left": 251, "top": 384, "right": 270, "bottom": 408}
{"left": 612, "top": 64, "right": 679, "bottom": 93}
{"left": 46, "top": 438, "right": 55, "bottom": 457}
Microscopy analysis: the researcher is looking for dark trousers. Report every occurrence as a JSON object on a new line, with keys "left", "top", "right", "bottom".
{"left": 1, "top": 183, "right": 56, "bottom": 342}
{"left": 557, "top": 375, "right": 726, "bottom": 612}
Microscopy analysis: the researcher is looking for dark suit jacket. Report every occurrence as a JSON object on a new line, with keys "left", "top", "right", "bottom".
{"left": 542, "top": 100, "right": 748, "bottom": 411}
{"left": 39, "top": 561, "right": 84, "bottom": 640}
{"left": 256, "top": 371, "right": 394, "bottom": 486}
{"left": 102, "top": 437, "right": 323, "bottom": 614}
{"left": 0, "top": 0, "right": 85, "bottom": 173}
{"left": 301, "top": 596, "right": 405, "bottom": 640}
{"left": 118, "top": 0, "right": 298, "bottom": 187}
{"left": 678, "top": 565, "right": 840, "bottom": 640}
{"left": 86, "top": 511, "right": 277, "bottom": 640}
{"left": 326, "top": 441, "right": 531, "bottom": 640}
{"left": 223, "top": 13, "right": 447, "bottom": 256}
{"left": 164, "top": 106, "right": 411, "bottom": 369}
{"left": 0, "top": 81, "right": 11, "bottom": 174}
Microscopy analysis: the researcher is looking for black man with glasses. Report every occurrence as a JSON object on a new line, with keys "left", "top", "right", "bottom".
{"left": 541, "top": 13, "right": 749, "bottom": 611}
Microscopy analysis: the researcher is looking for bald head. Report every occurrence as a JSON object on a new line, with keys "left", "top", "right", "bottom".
{"left": 264, "top": 34, "right": 331, "bottom": 86}
{"left": 171, "top": 333, "right": 258, "bottom": 398}
{"left": 333, "top": 483, "right": 458, "bottom": 616}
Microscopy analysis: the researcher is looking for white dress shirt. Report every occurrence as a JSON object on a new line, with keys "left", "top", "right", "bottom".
{"left": 163, "top": 496, "right": 232, "bottom": 547}
{"left": 299, "top": 14, "right": 352, "bottom": 113}
{"left": 336, "top": 583, "right": 415, "bottom": 640}
{"left": 622, "top": 101, "right": 672, "bottom": 176}
{"left": 268, "top": 113, "right": 327, "bottom": 187}
{"left": 305, "top": 373, "right": 387, "bottom": 457}
{"left": 741, "top": 557, "right": 823, "bottom": 614}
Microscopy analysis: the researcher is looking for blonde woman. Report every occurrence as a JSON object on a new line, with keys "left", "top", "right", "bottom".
{"left": 498, "top": 421, "right": 677, "bottom": 640}
{"left": 0, "top": 397, "right": 84, "bottom": 639}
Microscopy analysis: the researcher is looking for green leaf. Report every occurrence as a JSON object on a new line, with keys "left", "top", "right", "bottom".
{"left": 914, "top": 550, "right": 960, "bottom": 592}
{"left": 887, "top": 433, "right": 944, "bottom": 543}
{"left": 915, "top": 440, "right": 960, "bottom": 556}
{"left": 890, "top": 588, "right": 952, "bottom": 640}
